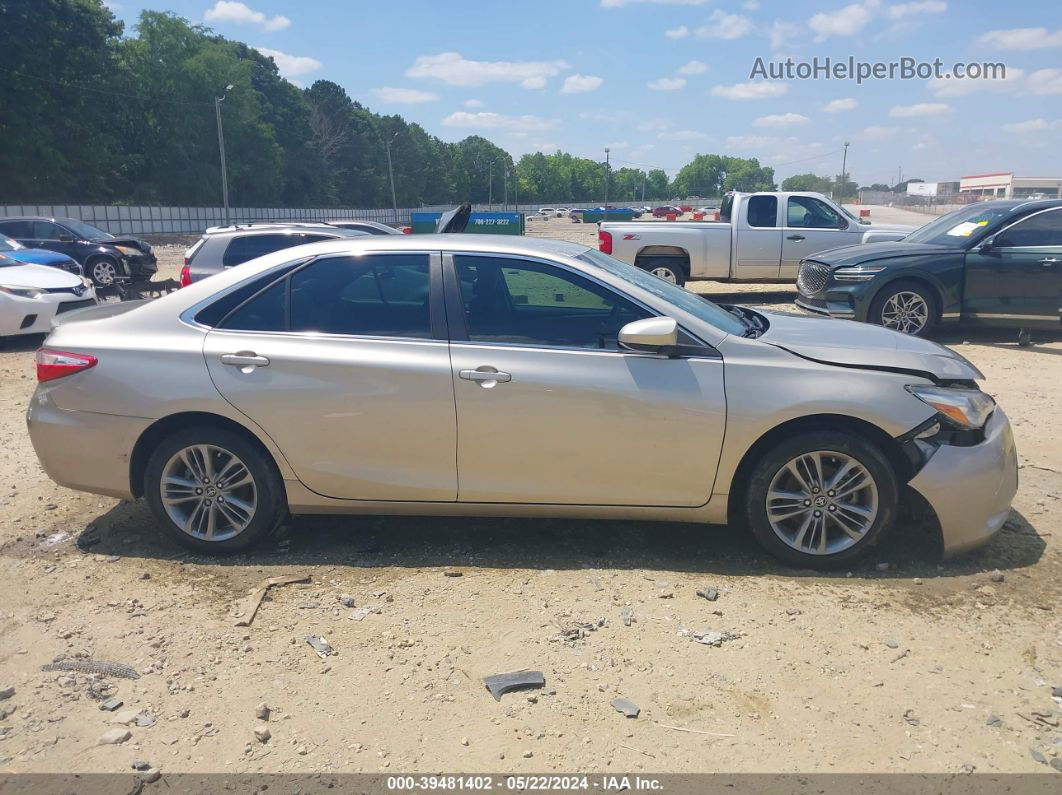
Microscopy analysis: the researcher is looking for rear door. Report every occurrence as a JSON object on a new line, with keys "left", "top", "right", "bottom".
{"left": 780, "top": 196, "right": 853, "bottom": 278}
{"left": 203, "top": 251, "right": 458, "bottom": 500}
{"left": 963, "top": 206, "right": 1062, "bottom": 328}
{"left": 733, "top": 195, "right": 782, "bottom": 279}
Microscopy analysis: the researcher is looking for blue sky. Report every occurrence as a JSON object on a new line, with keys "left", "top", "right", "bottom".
{"left": 105, "top": 0, "right": 1061, "bottom": 185}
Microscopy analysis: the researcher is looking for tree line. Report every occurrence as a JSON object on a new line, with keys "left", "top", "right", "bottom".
{"left": 2, "top": 1, "right": 787, "bottom": 209}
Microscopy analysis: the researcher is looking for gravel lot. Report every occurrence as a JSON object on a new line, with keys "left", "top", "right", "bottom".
{"left": 0, "top": 213, "right": 1059, "bottom": 777}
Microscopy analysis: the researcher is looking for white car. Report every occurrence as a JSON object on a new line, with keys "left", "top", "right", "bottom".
{"left": 0, "top": 255, "right": 97, "bottom": 337}
{"left": 537, "top": 208, "right": 557, "bottom": 217}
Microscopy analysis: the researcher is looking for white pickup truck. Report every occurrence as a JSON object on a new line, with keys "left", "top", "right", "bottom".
{"left": 599, "top": 191, "right": 917, "bottom": 285}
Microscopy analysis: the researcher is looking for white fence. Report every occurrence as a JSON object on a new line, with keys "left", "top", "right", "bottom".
{"left": 0, "top": 200, "right": 658, "bottom": 237}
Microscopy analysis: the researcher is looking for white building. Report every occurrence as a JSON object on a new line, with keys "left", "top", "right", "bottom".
{"left": 959, "top": 172, "right": 1062, "bottom": 199}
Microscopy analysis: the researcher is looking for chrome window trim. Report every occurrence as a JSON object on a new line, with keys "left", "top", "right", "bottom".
{"left": 984, "top": 206, "right": 1062, "bottom": 250}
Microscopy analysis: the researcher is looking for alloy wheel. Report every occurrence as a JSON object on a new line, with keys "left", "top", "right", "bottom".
{"left": 765, "top": 450, "right": 879, "bottom": 556}
{"left": 91, "top": 260, "right": 117, "bottom": 285}
{"left": 650, "top": 266, "right": 678, "bottom": 283}
{"left": 880, "top": 291, "right": 929, "bottom": 335}
{"left": 160, "top": 444, "right": 257, "bottom": 541}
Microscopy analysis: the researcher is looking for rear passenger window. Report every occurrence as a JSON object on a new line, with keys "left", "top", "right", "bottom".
{"left": 219, "top": 280, "right": 287, "bottom": 332}
{"left": 0, "top": 220, "right": 32, "bottom": 238}
{"left": 289, "top": 254, "right": 431, "bottom": 338}
{"left": 223, "top": 234, "right": 306, "bottom": 267}
{"left": 994, "top": 209, "right": 1062, "bottom": 247}
{"left": 746, "top": 196, "right": 778, "bottom": 228}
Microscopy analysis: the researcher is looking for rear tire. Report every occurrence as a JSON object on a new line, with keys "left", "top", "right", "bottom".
{"left": 144, "top": 426, "right": 286, "bottom": 554}
{"left": 638, "top": 257, "right": 688, "bottom": 287}
{"left": 744, "top": 431, "right": 899, "bottom": 570}
{"left": 869, "top": 280, "right": 938, "bottom": 337}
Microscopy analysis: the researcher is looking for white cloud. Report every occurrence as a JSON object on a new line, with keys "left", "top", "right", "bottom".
{"left": 205, "top": 1, "right": 289, "bottom": 31}
{"left": 676, "top": 60, "right": 708, "bottom": 75}
{"left": 808, "top": 1, "right": 877, "bottom": 41}
{"left": 887, "top": 1, "right": 946, "bottom": 19}
{"left": 767, "top": 20, "right": 803, "bottom": 50}
{"left": 648, "top": 77, "right": 687, "bottom": 91}
{"left": 372, "top": 87, "right": 439, "bottom": 104}
{"left": 822, "top": 97, "right": 858, "bottom": 112}
{"left": 710, "top": 81, "right": 789, "bottom": 100}
{"left": 695, "top": 9, "right": 755, "bottom": 40}
{"left": 561, "top": 74, "right": 604, "bottom": 94}
{"left": 928, "top": 67, "right": 1024, "bottom": 96}
{"left": 441, "top": 111, "right": 557, "bottom": 132}
{"left": 978, "top": 27, "right": 1062, "bottom": 51}
{"left": 1026, "top": 68, "right": 1062, "bottom": 95}
{"left": 861, "top": 124, "right": 899, "bottom": 141}
{"left": 580, "top": 109, "right": 633, "bottom": 122}
{"left": 743, "top": 0, "right": 761, "bottom": 9}
{"left": 664, "top": 25, "right": 690, "bottom": 39}
{"left": 406, "top": 52, "right": 568, "bottom": 88}
{"left": 754, "top": 112, "right": 810, "bottom": 127}
{"left": 888, "top": 102, "right": 951, "bottom": 117}
{"left": 1002, "top": 118, "right": 1062, "bottom": 134}
{"left": 601, "top": 0, "right": 710, "bottom": 6}
{"left": 253, "top": 47, "right": 321, "bottom": 78}
{"left": 658, "top": 129, "right": 709, "bottom": 141}
{"left": 638, "top": 117, "right": 673, "bottom": 132}
{"left": 463, "top": 99, "right": 485, "bottom": 108}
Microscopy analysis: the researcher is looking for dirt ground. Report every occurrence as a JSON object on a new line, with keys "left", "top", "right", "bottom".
{"left": 0, "top": 216, "right": 1060, "bottom": 778}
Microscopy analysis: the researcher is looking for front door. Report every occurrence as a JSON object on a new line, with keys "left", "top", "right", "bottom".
{"left": 445, "top": 253, "right": 726, "bottom": 507}
{"left": 203, "top": 251, "right": 458, "bottom": 501}
{"left": 780, "top": 196, "right": 854, "bottom": 278}
{"left": 964, "top": 206, "right": 1062, "bottom": 328}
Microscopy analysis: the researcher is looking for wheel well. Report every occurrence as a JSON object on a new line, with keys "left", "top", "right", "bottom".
{"left": 129, "top": 412, "right": 278, "bottom": 498}
{"left": 726, "top": 413, "right": 913, "bottom": 526}
{"left": 636, "top": 246, "right": 690, "bottom": 261}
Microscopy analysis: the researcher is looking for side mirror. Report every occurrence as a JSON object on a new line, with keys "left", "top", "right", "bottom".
{"left": 978, "top": 236, "right": 995, "bottom": 253}
{"left": 618, "top": 316, "right": 678, "bottom": 354}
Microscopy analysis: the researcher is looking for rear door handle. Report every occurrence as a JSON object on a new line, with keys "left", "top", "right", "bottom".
{"left": 221, "top": 352, "right": 270, "bottom": 368}
{"left": 787, "top": 234, "right": 805, "bottom": 241}
{"left": 459, "top": 368, "right": 511, "bottom": 384}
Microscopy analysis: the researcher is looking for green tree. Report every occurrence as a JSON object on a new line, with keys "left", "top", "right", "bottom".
{"left": 781, "top": 173, "right": 833, "bottom": 193}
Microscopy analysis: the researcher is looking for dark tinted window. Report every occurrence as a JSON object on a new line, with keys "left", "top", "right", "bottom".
{"left": 994, "top": 208, "right": 1062, "bottom": 247}
{"left": 787, "top": 197, "right": 841, "bottom": 229}
{"left": 746, "top": 196, "right": 778, "bottom": 228}
{"left": 197, "top": 259, "right": 305, "bottom": 327}
{"left": 290, "top": 254, "right": 431, "bottom": 338}
{"left": 0, "top": 220, "right": 32, "bottom": 238}
{"left": 32, "top": 221, "right": 62, "bottom": 239}
{"left": 222, "top": 233, "right": 323, "bottom": 267}
{"left": 219, "top": 280, "right": 287, "bottom": 332}
{"left": 719, "top": 194, "right": 734, "bottom": 223}
{"left": 455, "top": 255, "right": 651, "bottom": 350}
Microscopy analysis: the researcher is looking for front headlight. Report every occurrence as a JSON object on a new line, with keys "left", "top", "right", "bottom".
{"left": 115, "top": 245, "right": 139, "bottom": 257}
{"left": 906, "top": 385, "right": 995, "bottom": 429}
{"left": 0, "top": 285, "right": 44, "bottom": 299}
{"left": 834, "top": 265, "right": 886, "bottom": 282}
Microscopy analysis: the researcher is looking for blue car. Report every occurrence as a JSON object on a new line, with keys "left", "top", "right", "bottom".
{"left": 0, "top": 236, "right": 82, "bottom": 276}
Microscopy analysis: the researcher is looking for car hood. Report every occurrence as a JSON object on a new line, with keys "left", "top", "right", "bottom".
{"left": 808, "top": 240, "right": 953, "bottom": 267}
{"left": 0, "top": 262, "right": 84, "bottom": 289}
{"left": 755, "top": 309, "right": 983, "bottom": 381}
{"left": 6, "top": 248, "right": 75, "bottom": 266}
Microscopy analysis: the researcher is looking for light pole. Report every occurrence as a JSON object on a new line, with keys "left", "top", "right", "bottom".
{"left": 603, "top": 147, "right": 610, "bottom": 214}
{"left": 384, "top": 131, "right": 399, "bottom": 226}
{"left": 487, "top": 160, "right": 495, "bottom": 210}
{"left": 840, "top": 141, "right": 850, "bottom": 202}
{"left": 214, "top": 84, "right": 234, "bottom": 225}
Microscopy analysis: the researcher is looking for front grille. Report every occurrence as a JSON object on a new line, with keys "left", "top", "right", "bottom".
{"left": 797, "top": 260, "right": 831, "bottom": 294}
{"left": 55, "top": 299, "right": 96, "bottom": 315}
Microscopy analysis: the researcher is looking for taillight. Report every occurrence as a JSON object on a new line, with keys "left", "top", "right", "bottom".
{"left": 36, "top": 349, "right": 97, "bottom": 383}
{"left": 598, "top": 229, "right": 613, "bottom": 255}
{"left": 179, "top": 265, "right": 191, "bottom": 287}
{"left": 401, "top": 226, "right": 412, "bottom": 235}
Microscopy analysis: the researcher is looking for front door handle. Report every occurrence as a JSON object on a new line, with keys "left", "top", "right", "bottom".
{"left": 787, "top": 234, "right": 806, "bottom": 241}
{"left": 1039, "top": 258, "right": 1060, "bottom": 266}
{"left": 459, "top": 368, "right": 511, "bottom": 385}
{"left": 221, "top": 352, "right": 270, "bottom": 368}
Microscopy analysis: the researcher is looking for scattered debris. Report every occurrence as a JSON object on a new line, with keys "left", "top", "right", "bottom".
{"left": 99, "top": 698, "right": 123, "bottom": 712}
{"left": 134, "top": 710, "right": 156, "bottom": 728}
{"left": 348, "top": 607, "right": 377, "bottom": 621}
{"left": 891, "top": 649, "right": 910, "bottom": 663}
{"left": 298, "top": 602, "right": 320, "bottom": 609}
{"left": 589, "top": 576, "right": 604, "bottom": 592}
{"left": 0, "top": 686, "right": 13, "bottom": 700}
{"left": 652, "top": 721, "right": 735, "bottom": 738}
{"left": 986, "top": 714, "right": 1002, "bottom": 727}
{"left": 551, "top": 616, "right": 605, "bottom": 643}
{"left": 621, "top": 608, "right": 635, "bottom": 627}
{"left": 1052, "top": 686, "right": 1062, "bottom": 699}
{"left": 483, "top": 670, "right": 545, "bottom": 701}
{"left": 443, "top": 571, "right": 463, "bottom": 578}
{"left": 139, "top": 768, "right": 161, "bottom": 784}
{"left": 620, "top": 744, "right": 655, "bottom": 759}
{"left": 111, "top": 709, "right": 141, "bottom": 726}
{"left": 785, "top": 608, "right": 802, "bottom": 616}
{"left": 41, "top": 659, "right": 139, "bottom": 680}
{"left": 696, "top": 587, "right": 720, "bottom": 602}
{"left": 523, "top": 750, "right": 533, "bottom": 758}
{"left": 611, "top": 697, "right": 640, "bottom": 718}
{"left": 903, "top": 709, "right": 921, "bottom": 727}
{"left": 132, "top": 761, "right": 152, "bottom": 771}
{"left": 254, "top": 725, "right": 271, "bottom": 743}
{"left": 339, "top": 594, "right": 356, "bottom": 608}
{"left": 1030, "top": 748, "right": 1047, "bottom": 765}
{"left": 691, "top": 629, "right": 738, "bottom": 647}
{"left": 884, "top": 640, "right": 899, "bottom": 649}
{"left": 97, "top": 728, "right": 132, "bottom": 745}
{"left": 255, "top": 703, "right": 270, "bottom": 721}
{"left": 305, "top": 635, "right": 334, "bottom": 659}
{"left": 233, "top": 574, "right": 311, "bottom": 627}
{"left": 989, "top": 570, "right": 1005, "bottom": 583}
{"left": 657, "top": 591, "right": 674, "bottom": 599}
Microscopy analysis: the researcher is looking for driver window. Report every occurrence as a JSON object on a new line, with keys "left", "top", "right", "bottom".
{"left": 31, "top": 221, "right": 62, "bottom": 239}
{"left": 787, "top": 197, "right": 842, "bottom": 229}
{"left": 994, "top": 208, "right": 1062, "bottom": 248}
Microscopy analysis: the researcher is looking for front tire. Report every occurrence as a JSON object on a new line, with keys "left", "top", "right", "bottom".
{"left": 869, "top": 281, "right": 938, "bottom": 337}
{"left": 638, "top": 257, "right": 688, "bottom": 287}
{"left": 144, "top": 427, "right": 286, "bottom": 554}
{"left": 744, "top": 431, "right": 899, "bottom": 569}
{"left": 87, "top": 257, "right": 120, "bottom": 287}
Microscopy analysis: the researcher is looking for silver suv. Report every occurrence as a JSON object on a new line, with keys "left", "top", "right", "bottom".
{"left": 181, "top": 223, "right": 369, "bottom": 284}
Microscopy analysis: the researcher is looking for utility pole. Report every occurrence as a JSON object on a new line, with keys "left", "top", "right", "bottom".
{"left": 384, "top": 132, "right": 399, "bottom": 226}
{"left": 503, "top": 166, "right": 508, "bottom": 210}
{"left": 488, "top": 161, "right": 494, "bottom": 210}
{"left": 642, "top": 173, "right": 647, "bottom": 203}
{"left": 603, "top": 147, "right": 610, "bottom": 214}
{"left": 214, "top": 84, "right": 234, "bottom": 225}
{"left": 840, "top": 141, "right": 850, "bottom": 203}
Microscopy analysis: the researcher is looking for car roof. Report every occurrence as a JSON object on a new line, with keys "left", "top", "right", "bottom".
{"left": 0, "top": 216, "right": 77, "bottom": 223}
{"left": 202, "top": 224, "right": 369, "bottom": 238}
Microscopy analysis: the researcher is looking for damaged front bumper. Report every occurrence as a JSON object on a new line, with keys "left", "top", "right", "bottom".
{"left": 907, "top": 407, "right": 1018, "bottom": 557}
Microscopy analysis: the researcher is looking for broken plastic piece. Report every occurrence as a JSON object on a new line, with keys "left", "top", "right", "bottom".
{"left": 611, "top": 697, "right": 640, "bottom": 718}
{"left": 483, "top": 670, "right": 545, "bottom": 701}
{"left": 305, "top": 635, "right": 334, "bottom": 658}
{"left": 99, "top": 697, "right": 123, "bottom": 712}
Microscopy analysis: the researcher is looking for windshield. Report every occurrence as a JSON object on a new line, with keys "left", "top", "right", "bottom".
{"left": 576, "top": 249, "right": 748, "bottom": 336}
{"left": 903, "top": 203, "right": 1016, "bottom": 247}
{"left": 0, "top": 237, "right": 23, "bottom": 252}
{"left": 63, "top": 219, "right": 113, "bottom": 241}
